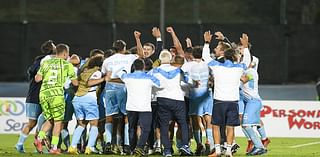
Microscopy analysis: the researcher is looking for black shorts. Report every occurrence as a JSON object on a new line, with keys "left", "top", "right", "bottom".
{"left": 151, "top": 101, "right": 160, "bottom": 128}
{"left": 211, "top": 99, "right": 240, "bottom": 126}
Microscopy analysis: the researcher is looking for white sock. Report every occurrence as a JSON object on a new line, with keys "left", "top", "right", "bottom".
{"left": 215, "top": 144, "right": 221, "bottom": 154}
{"left": 226, "top": 144, "right": 232, "bottom": 156}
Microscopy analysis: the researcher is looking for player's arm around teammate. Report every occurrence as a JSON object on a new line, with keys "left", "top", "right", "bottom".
{"left": 34, "top": 44, "right": 78, "bottom": 154}
{"left": 68, "top": 56, "right": 111, "bottom": 155}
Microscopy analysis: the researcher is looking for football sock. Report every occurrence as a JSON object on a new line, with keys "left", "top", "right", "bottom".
{"left": 71, "top": 126, "right": 85, "bottom": 147}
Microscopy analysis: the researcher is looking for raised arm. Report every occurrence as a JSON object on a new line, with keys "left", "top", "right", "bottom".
{"left": 134, "top": 30, "right": 144, "bottom": 58}
{"left": 186, "top": 37, "right": 193, "bottom": 48}
{"left": 240, "top": 33, "right": 251, "bottom": 68}
{"left": 202, "top": 31, "right": 213, "bottom": 63}
{"left": 167, "top": 27, "right": 184, "bottom": 57}
{"left": 149, "top": 27, "right": 163, "bottom": 61}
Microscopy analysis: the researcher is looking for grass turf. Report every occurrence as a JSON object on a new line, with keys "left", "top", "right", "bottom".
{"left": 0, "top": 134, "right": 319, "bottom": 157}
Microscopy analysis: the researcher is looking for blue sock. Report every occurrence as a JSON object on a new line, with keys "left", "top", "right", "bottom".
{"left": 61, "top": 129, "right": 70, "bottom": 147}
{"left": 71, "top": 126, "right": 85, "bottom": 147}
{"left": 257, "top": 126, "right": 267, "bottom": 140}
{"left": 206, "top": 128, "right": 214, "bottom": 149}
{"left": 61, "top": 129, "right": 69, "bottom": 140}
{"left": 17, "top": 133, "right": 28, "bottom": 145}
{"left": 193, "top": 129, "right": 201, "bottom": 144}
{"left": 87, "top": 126, "right": 98, "bottom": 147}
{"left": 244, "top": 126, "right": 264, "bottom": 148}
{"left": 242, "top": 127, "right": 251, "bottom": 140}
{"left": 104, "top": 123, "right": 112, "bottom": 143}
{"left": 36, "top": 114, "right": 46, "bottom": 132}
{"left": 124, "top": 123, "right": 129, "bottom": 145}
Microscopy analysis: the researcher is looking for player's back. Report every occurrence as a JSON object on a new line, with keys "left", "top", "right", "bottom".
{"left": 189, "top": 61, "right": 210, "bottom": 88}
{"left": 122, "top": 71, "right": 159, "bottom": 112}
{"left": 209, "top": 60, "right": 245, "bottom": 101}
{"left": 39, "top": 58, "right": 75, "bottom": 97}
{"left": 151, "top": 64, "right": 185, "bottom": 101}
{"left": 101, "top": 53, "right": 137, "bottom": 78}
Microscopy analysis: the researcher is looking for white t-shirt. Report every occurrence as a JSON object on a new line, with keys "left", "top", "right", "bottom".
{"left": 101, "top": 53, "right": 138, "bottom": 78}
{"left": 209, "top": 60, "right": 245, "bottom": 101}
{"left": 149, "top": 64, "right": 186, "bottom": 101}
{"left": 119, "top": 71, "right": 160, "bottom": 112}
{"left": 242, "top": 68, "right": 261, "bottom": 100}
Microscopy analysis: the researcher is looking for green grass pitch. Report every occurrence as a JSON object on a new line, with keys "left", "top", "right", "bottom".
{"left": 0, "top": 134, "right": 319, "bottom": 157}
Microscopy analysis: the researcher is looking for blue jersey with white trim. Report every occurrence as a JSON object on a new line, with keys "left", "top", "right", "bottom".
{"left": 242, "top": 68, "right": 261, "bottom": 101}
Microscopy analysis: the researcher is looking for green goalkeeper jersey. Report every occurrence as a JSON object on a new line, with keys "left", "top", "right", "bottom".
{"left": 37, "top": 58, "right": 77, "bottom": 98}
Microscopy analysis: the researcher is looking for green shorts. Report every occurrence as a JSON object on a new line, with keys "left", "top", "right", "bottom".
{"left": 40, "top": 95, "right": 65, "bottom": 121}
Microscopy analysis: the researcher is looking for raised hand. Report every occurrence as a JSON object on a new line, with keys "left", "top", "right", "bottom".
{"left": 134, "top": 31, "right": 141, "bottom": 39}
{"left": 204, "top": 31, "right": 213, "bottom": 43}
{"left": 240, "top": 33, "right": 249, "bottom": 48}
{"left": 186, "top": 37, "right": 192, "bottom": 47}
{"left": 134, "top": 31, "right": 144, "bottom": 58}
{"left": 214, "top": 31, "right": 225, "bottom": 40}
{"left": 152, "top": 27, "right": 161, "bottom": 38}
{"left": 166, "top": 27, "right": 174, "bottom": 34}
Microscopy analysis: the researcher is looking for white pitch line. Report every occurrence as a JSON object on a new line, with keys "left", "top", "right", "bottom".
{"left": 290, "top": 141, "right": 320, "bottom": 148}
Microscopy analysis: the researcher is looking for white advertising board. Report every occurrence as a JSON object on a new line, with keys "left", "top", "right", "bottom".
{"left": 0, "top": 97, "right": 76, "bottom": 134}
{"left": 235, "top": 100, "right": 320, "bottom": 138}
{"left": 1, "top": 97, "right": 319, "bottom": 137}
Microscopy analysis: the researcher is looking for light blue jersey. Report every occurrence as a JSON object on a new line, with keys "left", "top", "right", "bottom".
{"left": 181, "top": 60, "right": 213, "bottom": 116}
{"left": 242, "top": 67, "right": 262, "bottom": 126}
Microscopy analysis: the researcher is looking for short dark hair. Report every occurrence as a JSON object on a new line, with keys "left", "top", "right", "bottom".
{"left": 143, "top": 42, "right": 155, "bottom": 51}
{"left": 104, "top": 49, "right": 115, "bottom": 58}
{"left": 131, "top": 58, "right": 145, "bottom": 72}
{"left": 129, "top": 46, "right": 137, "bottom": 54}
{"left": 90, "top": 49, "right": 104, "bottom": 58}
{"left": 113, "top": 40, "right": 126, "bottom": 52}
{"left": 143, "top": 58, "right": 153, "bottom": 71}
{"left": 55, "top": 44, "right": 69, "bottom": 55}
{"left": 192, "top": 46, "right": 203, "bottom": 59}
{"left": 41, "top": 40, "right": 55, "bottom": 54}
{"left": 184, "top": 47, "right": 193, "bottom": 54}
{"left": 88, "top": 56, "right": 104, "bottom": 69}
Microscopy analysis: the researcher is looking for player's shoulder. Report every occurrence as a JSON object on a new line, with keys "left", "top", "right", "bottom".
{"left": 61, "top": 60, "right": 74, "bottom": 68}
{"left": 210, "top": 60, "right": 246, "bottom": 69}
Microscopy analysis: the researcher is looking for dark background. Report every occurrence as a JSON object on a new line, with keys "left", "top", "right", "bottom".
{"left": 0, "top": 0, "right": 319, "bottom": 83}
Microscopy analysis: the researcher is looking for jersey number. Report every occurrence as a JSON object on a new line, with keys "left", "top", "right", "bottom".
{"left": 48, "top": 70, "right": 58, "bottom": 85}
